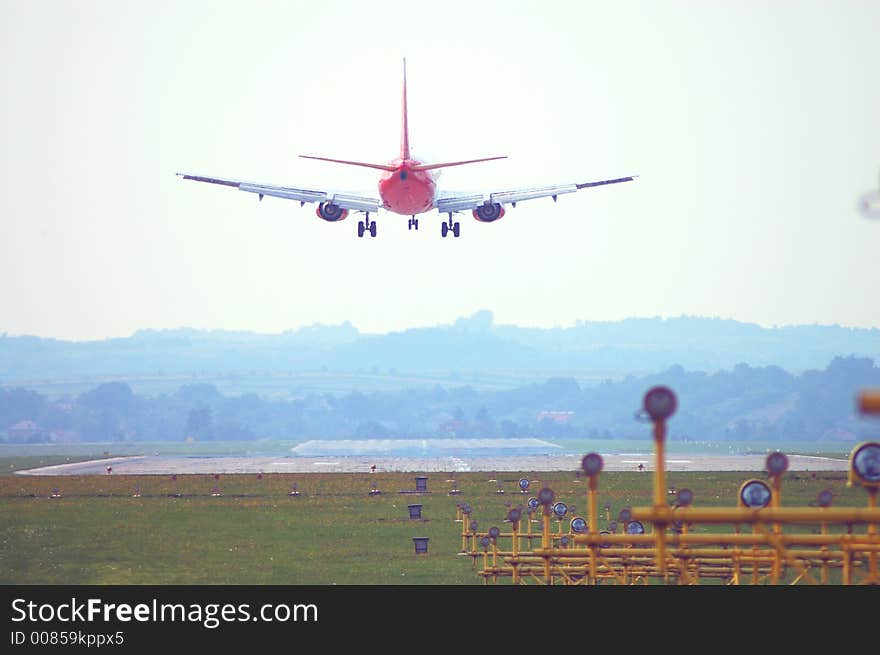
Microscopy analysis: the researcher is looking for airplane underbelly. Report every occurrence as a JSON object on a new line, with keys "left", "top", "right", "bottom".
{"left": 379, "top": 175, "right": 435, "bottom": 215}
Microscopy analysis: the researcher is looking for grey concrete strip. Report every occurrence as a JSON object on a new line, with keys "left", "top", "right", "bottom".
{"left": 14, "top": 453, "right": 850, "bottom": 475}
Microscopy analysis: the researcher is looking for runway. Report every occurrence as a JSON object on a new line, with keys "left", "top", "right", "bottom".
{"left": 14, "top": 452, "right": 850, "bottom": 475}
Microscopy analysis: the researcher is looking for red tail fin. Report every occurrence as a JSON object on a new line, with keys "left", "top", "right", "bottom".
{"left": 401, "top": 58, "right": 410, "bottom": 160}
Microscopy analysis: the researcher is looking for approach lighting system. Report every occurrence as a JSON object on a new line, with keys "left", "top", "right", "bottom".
{"left": 553, "top": 502, "right": 568, "bottom": 518}
{"left": 488, "top": 526, "right": 501, "bottom": 540}
{"left": 643, "top": 386, "right": 677, "bottom": 422}
{"left": 480, "top": 536, "right": 491, "bottom": 550}
{"left": 527, "top": 497, "right": 540, "bottom": 512}
{"left": 766, "top": 451, "right": 789, "bottom": 476}
{"left": 519, "top": 478, "right": 530, "bottom": 492}
{"left": 538, "top": 488, "right": 555, "bottom": 506}
{"left": 570, "top": 517, "right": 588, "bottom": 533}
{"left": 676, "top": 488, "right": 694, "bottom": 507}
{"left": 470, "top": 520, "right": 479, "bottom": 532}
{"left": 739, "top": 479, "right": 772, "bottom": 509}
{"left": 581, "top": 453, "right": 604, "bottom": 477}
{"left": 508, "top": 508, "right": 522, "bottom": 523}
{"left": 461, "top": 503, "right": 473, "bottom": 516}
{"left": 849, "top": 442, "right": 880, "bottom": 487}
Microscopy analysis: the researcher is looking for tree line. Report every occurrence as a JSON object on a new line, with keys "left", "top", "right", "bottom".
{"left": 1, "top": 356, "right": 878, "bottom": 443}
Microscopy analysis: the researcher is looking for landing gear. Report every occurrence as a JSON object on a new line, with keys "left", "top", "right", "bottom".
{"left": 441, "top": 214, "right": 460, "bottom": 238}
{"left": 358, "top": 213, "right": 377, "bottom": 238}
{"left": 408, "top": 217, "right": 419, "bottom": 230}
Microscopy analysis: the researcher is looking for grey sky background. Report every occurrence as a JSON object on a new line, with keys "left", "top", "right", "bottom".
{"left": 2, "top": 0, "right": 878, "bottom": 341}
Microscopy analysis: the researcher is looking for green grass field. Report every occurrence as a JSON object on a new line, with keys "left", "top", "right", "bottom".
{"left": 0, "top": 461, "right": 871, "bottom": 585}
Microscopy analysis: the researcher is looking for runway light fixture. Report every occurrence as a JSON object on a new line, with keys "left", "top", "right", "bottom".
{"left": 553, "top": 502, "right": 568, "bottom": 519}
{"left": 538, "top": 487, "right": 555, "bottom": 506}
{"left": 519, "top": 478, "right": 530, "bottom": 492}
{"left": 626, "top": 520, "right": 645, "bottom": 535}
{"left": 609, "top": 521, "right": 618, "bottom": 533}
{"left": 599, "top": 530, "right": 612, "bottom": 548}
{"left": 766, "top": 451, "right": 789, "bottom": 476}
{"left": 739, "top": 479, "right": 772, "bottom": 509}
{"left": 508, "top": 507, "right": 522, "bottom": 524}
{"left": 570, "top": 517, "right": 587, "bottom": 533}
{"left": 581, "top": 453, "right": 604, "bottom": 477}
{"left": 849, "top": 442, "right": 880, "bottom": 487}
{"left": 676, "top": 488, "right": 694, "bottom": 507}
{"left": 817, "top": 489, "right": 834, "bottom": 508}
{"left": 527, "top": 497, "right": 540, "bottom": 512}
{"left": 488, "top": 526, "right": 501, "bottom": 541}
{"left": 619, "top": 507, "right": 632, "bottom": 523}
{"left": 461, "top": 503, "right": 472, "bottom": 516}
{"left": 643, "top": 386, "right": 677, "bottom": 422}
{"left": 480, "top": 536, "right": 491, "bottom": 551}
{"left": 470, "top": 520, "right": 479, "bottom": 532}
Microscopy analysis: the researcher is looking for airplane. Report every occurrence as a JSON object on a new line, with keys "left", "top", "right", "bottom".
{"left": 177, "top": 60, "right": 637, "bottom": 238}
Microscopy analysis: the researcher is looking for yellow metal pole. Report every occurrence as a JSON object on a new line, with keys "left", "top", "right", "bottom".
{"left": 512, "top": 521, "right": 520, "bottom": 585}
{"left": 770, "top": 474, "right": 782, "bottom": 584}
{"left": 653, "top": 419, "right": 668, "bottom": 578}
{"left": 543, "top": 509, "right": 552, "bottom": 584}
{"left": 868, "top": 489, "right": 878, "bottom": 583}
{"left": 733, "top": 522, "right": 741, "bottom": 585}
{"left": 751, "top": 522, "right": 761, "bottom": 585}
{"left": 820, "top": 518, "right": 829, "bottom": 585}
{"left": 589, "top": 476, "right": 598, "bottom": 584}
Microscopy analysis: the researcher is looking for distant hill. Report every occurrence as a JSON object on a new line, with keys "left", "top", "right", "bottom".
{"left": 1, "top": 356, "right": 878, "bottom": 444}
{"left": 1, "top": 312, "right": 877, "bottom": 390}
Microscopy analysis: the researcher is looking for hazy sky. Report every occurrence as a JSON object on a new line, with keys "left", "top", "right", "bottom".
{"left": 2, "top": 0, "right": 879, "bottom": 341}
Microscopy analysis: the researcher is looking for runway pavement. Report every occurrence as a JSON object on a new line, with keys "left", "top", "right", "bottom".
{"left": 14, "top": 452, "right": 850, "bottom": 475}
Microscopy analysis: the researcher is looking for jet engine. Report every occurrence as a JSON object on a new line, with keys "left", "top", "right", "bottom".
{"left": 472, "top": 202, "right": 505, "bottom": 222}
{"left": 315, "top": 202, "right": 349, "bottom": 222}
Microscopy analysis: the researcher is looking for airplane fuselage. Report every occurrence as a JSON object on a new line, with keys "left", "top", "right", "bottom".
{"left": 378, "top": 159, "right": 437, "bottom": 215}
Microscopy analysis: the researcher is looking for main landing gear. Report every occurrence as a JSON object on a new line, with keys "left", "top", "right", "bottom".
{"left": 408, "top": 216, "right": 419, "bottom": 230}
{"left": 357, "top": 214, "right": 377, "bottom": 238}
{"left": 441, "top": 214, "right": 460, "bottom": 238}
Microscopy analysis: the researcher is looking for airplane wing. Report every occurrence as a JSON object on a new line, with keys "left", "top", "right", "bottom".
{"left": 434, "top": 175, "right": 637, "bottom": 214}
{"left": 176, "top": 173, "right": 381, "bottom": 213}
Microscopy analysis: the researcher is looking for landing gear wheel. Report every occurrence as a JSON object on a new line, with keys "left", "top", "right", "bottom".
{"left": 369, "top": 222, "right": 377, "bottom": 237}
{"left": 413, "top": 218, "right": 419, "bottom": 230}
{"left": 441, "top": 222, "right": 449, "bottom": 238}
{"left": 358, "top": 221, "right": 365, "bottom": 238}
{"left": 452, "top": 222, "right": 460, "bottom": 238}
